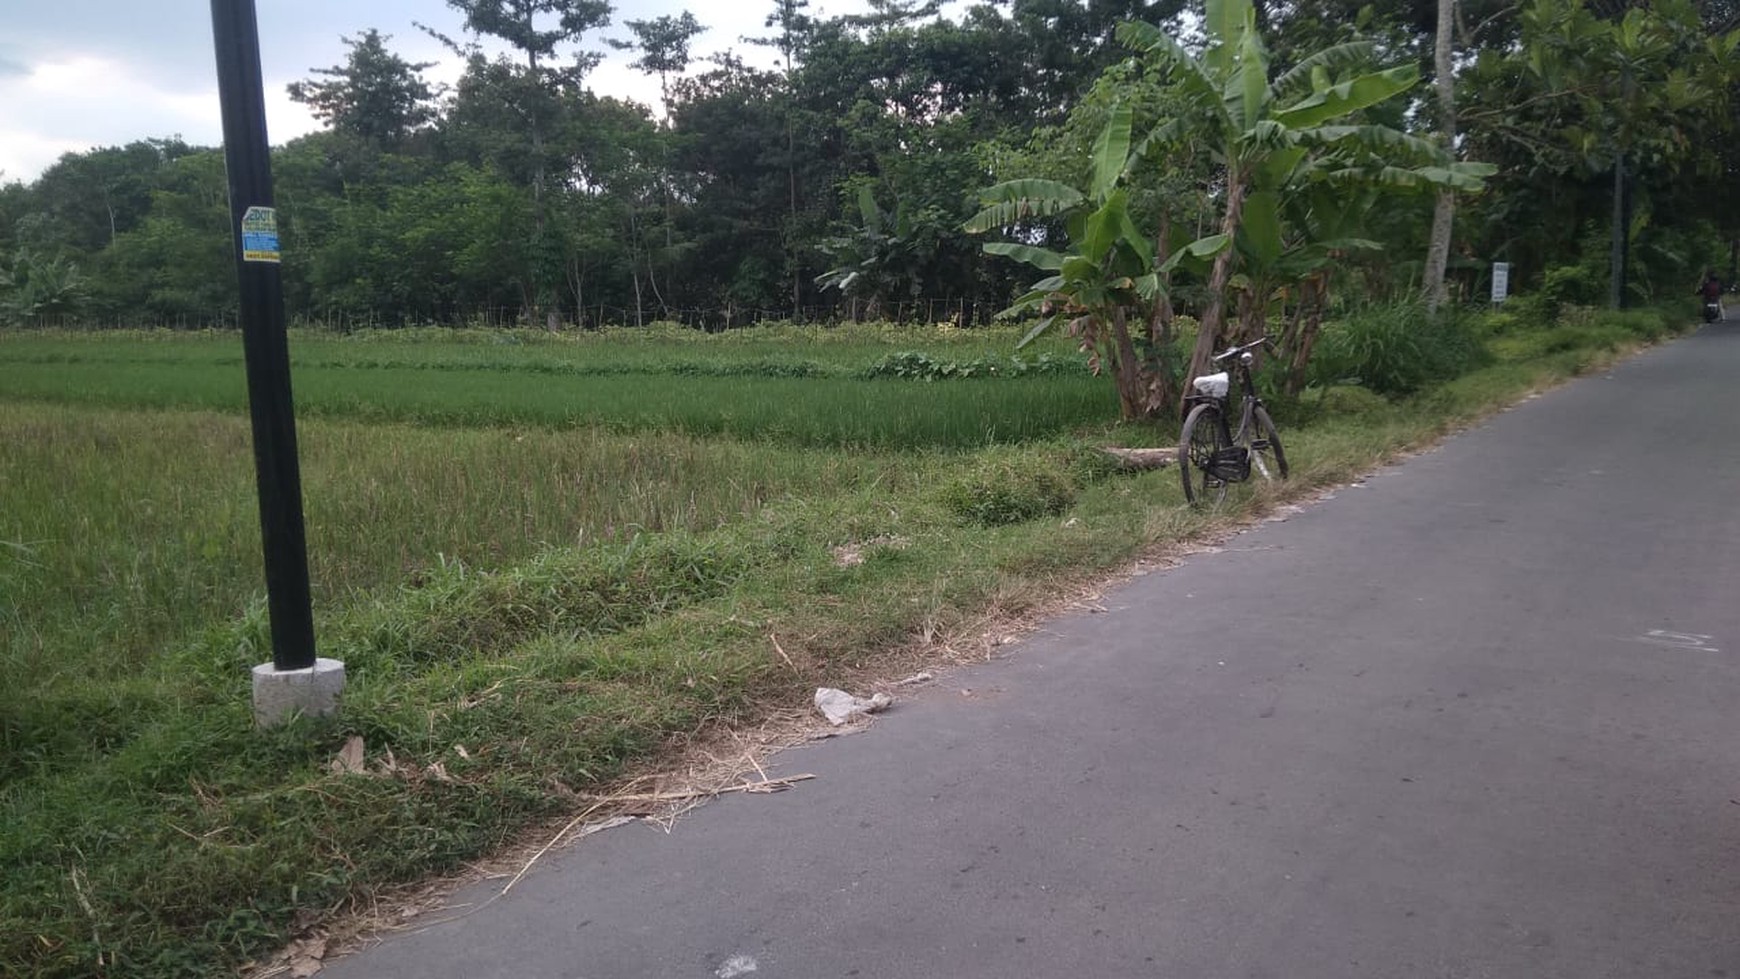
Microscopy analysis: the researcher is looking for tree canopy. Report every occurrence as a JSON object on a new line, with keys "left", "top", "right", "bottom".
{"left": 1, "top": 0, "right": 1735, "bottom": 337}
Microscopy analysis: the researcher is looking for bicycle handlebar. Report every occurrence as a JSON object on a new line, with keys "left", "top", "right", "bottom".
{"left": 1211, "top": 336, "right": 1274, "bottom": 364}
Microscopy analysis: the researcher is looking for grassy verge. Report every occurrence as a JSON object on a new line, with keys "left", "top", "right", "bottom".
{"left": 0, "top": 308, "right": 1695, "bottom": 976}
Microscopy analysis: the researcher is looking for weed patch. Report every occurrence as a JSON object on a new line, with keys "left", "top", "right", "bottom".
{"left": 935, "top": 450, "right": 1081, "bottom": 526}
{"left": 1309, "top": 299, "right": 1491, "bottom": 397}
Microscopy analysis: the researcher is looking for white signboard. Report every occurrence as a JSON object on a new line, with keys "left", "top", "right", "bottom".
{"left": 1491, "top": 262, "right": 1511, "bottom": 305}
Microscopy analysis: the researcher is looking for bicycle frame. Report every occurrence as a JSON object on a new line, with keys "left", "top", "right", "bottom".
{"left": 1179, "top": 336, "right": 1288, "bottom": 505}
{"left": 1187, "top": 338, "right": 1272, "bottom": 482}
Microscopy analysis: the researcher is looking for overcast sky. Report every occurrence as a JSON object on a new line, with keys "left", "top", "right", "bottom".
{"left": 0, "top": 0, "right": 881, "bottom": 183}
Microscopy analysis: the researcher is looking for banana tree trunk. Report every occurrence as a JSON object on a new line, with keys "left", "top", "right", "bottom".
{"left": 1236, "top": 278, "right": 1269, "bottom": 345}
{"left": 1110, "top": 306, "right": 1147, "bottom": 419}
{"left": 1286, "top": 276, "right": 1327, "bottom": 397}
{"left": 1185, "top": 172, "right": 1248, "bottom": 404}
{"left": 1144, "top": 212, "right": 1182, "bottom": 415}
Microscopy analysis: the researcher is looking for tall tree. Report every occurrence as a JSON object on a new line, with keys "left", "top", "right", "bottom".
{"left": 287, "top": 30, "right": 439, "bottom": 151}
{"left": 26, "top": 140, "right": 191, "bottom": 253}
{"left": 1423, "top": 0, "right": 1456, "bottom": 312}
{"left": 93, "top": 150, "right": 237, "bottom": 324}
{"left": 993, "top": 0, "right": 1190, "bottom": 122}
{"left": 1494, "top": 0, "right": 1740, "bottom": 305}
{"left": 611, "top": 13, "right": 706, "bottom": 112}
{"left": 668, "top": 54, "right": 796, "bottom": 319}
{"left": 437, "top": 0, "right": 614, "bottom": 327}
{"left": 752, "top": 0, "right": 818, "bottom": 315}
{"left": 611, "top": 12, "right": 707, "bottom": 307}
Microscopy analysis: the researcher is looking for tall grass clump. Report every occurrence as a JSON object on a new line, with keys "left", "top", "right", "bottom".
{"left": 1479, "top": 302, "right": 1685, "bottom": 363}
{"left": 1309, "top": 299, "right": 1492, "bottom": 397}
{"left": 935, "top": 448, "right": 1080, "bottom": 526}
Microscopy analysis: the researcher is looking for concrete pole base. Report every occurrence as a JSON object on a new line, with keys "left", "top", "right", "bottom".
{"left": 252, "top": 658, "right": 346, "bottom": 728}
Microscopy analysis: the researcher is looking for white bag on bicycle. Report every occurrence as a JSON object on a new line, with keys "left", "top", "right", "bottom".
{"left": 1192, "top": 372, "right": 1229, "bottom": 398}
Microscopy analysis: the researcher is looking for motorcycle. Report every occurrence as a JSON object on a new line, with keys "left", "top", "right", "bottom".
{"left": 1704, "top": 299, "right": 1723, "bottom": 323}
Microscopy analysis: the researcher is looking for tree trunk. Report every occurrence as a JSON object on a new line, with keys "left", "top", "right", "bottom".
{"left": 1151, "top": 211, "right": 1177, "bottom": 343}
{"left": 1097, "top": 447, "right": 1176, "bottom": 470}
{"left": 1109, "top": 306, "right": 1151, "bottom": 420}
{"left": 1235, "top": 280, "right": 1268, "bottom": 346}
{"left": 647, "top": 251, "right": 668, "bottom": 317}
{"left": 1424, "top": 0, "right": 1456, "bottom": 314}
{"left": 1146, "top": 212, "right": 1181, "bottom": 415}
{"left": 1286, "top": 276, "right": 1328, "bottom": 397}
{"left": 787, "top": 112, "right": 801, "bottom": 318}
{"left": 1185, "top": 172, "right": 1248, "bottom": 403}
{"left": 527, "top": 41, "right": 549, "bottom": 330}
{"left": 1608, "top": 150, "right": 1634, "bottom": 310}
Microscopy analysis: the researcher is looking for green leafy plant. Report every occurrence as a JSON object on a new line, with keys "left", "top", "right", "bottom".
{"left": 1119, "top": 0, "right": 1494, "bottom": 388}
{"left": 859, "top": 351, "right": 1084, "bottom": 380}
{"left": 0, "top": 251, "right": 92, "bottom": 325}
{"left": 967, "top": 103, "right": 1195, "bottom": 419}
{"left": 936, "top": 452, "right": 1079, "bottom": 526}
{"left": 1308, "top": 299, "right": 1490, "bottom": 396}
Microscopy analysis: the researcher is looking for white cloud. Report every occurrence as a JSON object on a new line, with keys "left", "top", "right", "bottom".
{"left": 0, "top": 55, "right": 210, "bottom": 178}
{"left": 0, "top": 0, "right": 939, "bottom": 183}
{"left": 0, "top": 129, "right": 76, "bottom": 186}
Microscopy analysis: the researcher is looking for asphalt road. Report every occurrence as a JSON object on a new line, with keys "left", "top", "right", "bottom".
{"left": 325, "top": 324, "right": 1740, "bottom": 979}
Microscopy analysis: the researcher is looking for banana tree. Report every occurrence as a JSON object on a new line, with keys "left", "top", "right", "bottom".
{"left": 965, "top": 103, "right": 1224, "bottom": 418}
{"left": 1118, "top": 0, "right": 1434, "bottom": 389}
{"left": 816, "top": 184, "right": 919, "bottom": 320}
{"left": 0, "top": 250, "right": 91, "bottom": 325}
{"left": 1232, "top": 126, "right": 1497, "bottom": 394}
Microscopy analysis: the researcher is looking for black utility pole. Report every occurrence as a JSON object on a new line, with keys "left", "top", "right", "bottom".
{"left": 211, "top": 0, "right": 317, "bottom": 672}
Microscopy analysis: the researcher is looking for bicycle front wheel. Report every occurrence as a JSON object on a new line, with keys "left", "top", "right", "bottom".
{"left": 1246, "top": 405, "right": 1289, "bottom": 482}
{"left": 1180, "top": 402, "right": 1230, "bottom": 507}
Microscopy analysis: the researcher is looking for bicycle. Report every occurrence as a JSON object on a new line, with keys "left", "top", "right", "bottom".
{"left": 1179, "top": 336, "right": 1289, "bottom": 506}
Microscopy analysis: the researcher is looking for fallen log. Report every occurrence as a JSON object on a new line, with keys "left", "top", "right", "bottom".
{"left": 1099, "top": 447, "right": 1177, "bottom": 470}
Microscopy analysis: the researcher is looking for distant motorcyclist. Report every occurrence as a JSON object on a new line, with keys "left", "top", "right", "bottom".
{"left": 1699, "top": 272, "right": 1723, "bottom": 322}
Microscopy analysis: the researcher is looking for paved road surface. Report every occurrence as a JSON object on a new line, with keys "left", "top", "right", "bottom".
{"left": 325, "top": 326, "right": 1740, "bottom": 979}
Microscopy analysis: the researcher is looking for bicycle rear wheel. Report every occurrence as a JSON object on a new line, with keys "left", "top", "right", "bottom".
{"left": 1246, "top": 405, "right": 1289, "bottom": 482}
{"left": 1180, "top": 402, "right": 1230, "bottom": 507}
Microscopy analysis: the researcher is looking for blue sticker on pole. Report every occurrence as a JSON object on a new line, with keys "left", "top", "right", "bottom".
{"left": 241, "top": 206, "right": 281, "bottom": 264}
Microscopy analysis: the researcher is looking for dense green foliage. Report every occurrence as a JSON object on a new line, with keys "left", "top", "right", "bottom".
{"left": 1306, "top": 299, "right": 1491, "bottom": 395}
{"left": 2, "top": 0, "right": 1734, "bottom": 337}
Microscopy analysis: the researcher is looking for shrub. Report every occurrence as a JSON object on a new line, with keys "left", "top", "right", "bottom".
{"left": 860, "top": 350, "right": 1085, "bottom": 380}
{"left": 1490, "top": 322, "right": 1630, "bottom": 361}
{"left": 1308, "top": 300, "right": 1491, "bottom": 397}
{"left": 1597, "top": 307, "right": 1679, "bottom": 341}
{"left": 1316, "top": 384, "right": 1391, "bottom": 418}
{"left": 1466, "top": 308, "right": 1526, "bottom": 337}
{"left": 1539, "top": 264, "right": 1600, "bottom": 317}
{"left": 936, "top": 452, "right": 1078, "bottom": 526}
